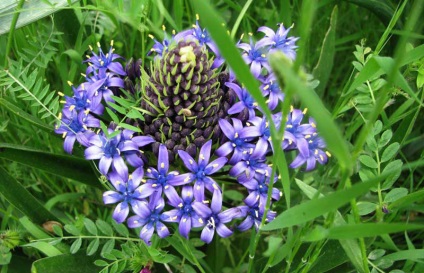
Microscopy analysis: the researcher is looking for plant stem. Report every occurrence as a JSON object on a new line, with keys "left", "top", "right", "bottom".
{"left": 4, "top": 0, "right": 25, "bottom": 68}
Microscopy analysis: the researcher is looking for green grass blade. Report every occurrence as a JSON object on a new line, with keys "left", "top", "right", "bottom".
{"left": 0, "top": 143, "right": 101, "bottom": 188}
{"left": 0, "top": 98, "right": 53, "bottom": 132}
{"left": 312, "top": 5, "right": 338, "bottom": 96}
{"left": 0, "top": 167, "right": 59, "bottom": 225}
{"left": 328, "top": 223, "right": 424, "bottom": 239}
{"left": 262, "top": 175, "right": 383, "bottom": 231}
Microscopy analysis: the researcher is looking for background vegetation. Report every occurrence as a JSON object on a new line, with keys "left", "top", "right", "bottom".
{"left": 0, "top": 0, "right": 423, "bottom": 272}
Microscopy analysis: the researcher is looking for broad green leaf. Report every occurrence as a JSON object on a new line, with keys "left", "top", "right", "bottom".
{"left": 0, "top": 0, "right": 78, "bottom": 35}
{"left": 263, "top": 172, "right": 382, "bottom": 231}
{"left": 64, "top": 224, "right": 80, "bottom": 236}
{"left": 379, "top": 130, "right": 393, "bottom": 148}
{"left": 356, "top": 202, "right": 377, "bottom": 215}
{"left": 312, "top": 5, "right": 338, "bottom": 95}
{"left": 31, "top": 252, "right": 100, "bottom": 273}
{"left": 381, "top": 159, "right": 403, "bottom": 190}
{"left": 0, "top": 168, "right": 58, "bottom": 225}
{"left": 24, "top": 242, "right": 62, "bottom": 257}
{"left": 384, "top": 188, "right": 408, "bottom": 203}
{"left": 381, "top": 142, "right": 400, "bottom": 163}
{"left": 111, "top": 221, "right": 129, "bottom": 237}
{"left": 70, "top": 238, "right": 82, "bottom": 254}
{"left": 96, "top": 220, "right": 113, "bottom": 236}
{"left": 0, "top": 143, "right": 101, "bottom": 189}
{"left": 359, "top": 155, "right": 378, "bottom": 169}
{"left": 368, "top": 249, "right": 386, "bottom": 260}
{"left": 101, "top": 239, "right": 115, "bottom": 256}
{"left": 328, "top": 223, "right": 424, "bottom": 239}
{"left": 84, "top": 218, "right": 98, "bottom": 235}
{"left": 87, "top": 238, "right": 100, "bottom": 256}
{"left": 389, "top": 188, "right": 424, "bottom": 210}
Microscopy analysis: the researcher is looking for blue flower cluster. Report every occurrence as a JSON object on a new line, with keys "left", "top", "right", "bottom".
{"left": 55, "top": 20, "right": 330, "bottom": 245}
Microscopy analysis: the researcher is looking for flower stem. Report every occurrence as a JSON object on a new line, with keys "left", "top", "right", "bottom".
{"left": 4, "top": 0, "right": 25, "bottom": 68}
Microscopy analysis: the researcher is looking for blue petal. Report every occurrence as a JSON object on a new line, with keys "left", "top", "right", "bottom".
{"left": 156, "top": 222, "right": 170, "bottom": 238}
{"left": 178, "top": 150, "right": 198, "bottom": 172}
{"left": 205, "top": 157, "right": 228, "bottom": 175}
{"left": 216, "top": 224, "right": 233, "bottom": 238}
{"left": 179, "top": 215, "right": 192, "bottom": 238}
{"left": 99, "top": 156, "right": 112, "bottom": 175}
{"left": 158, "top": 144, "right": 169, "bottom": 173}
{"left": 198, "top": 140, "right": 212, "bottom": 167}
{"left": 112, "top": 202, "right": 129, "bottom": 223}
{"left": 210, "top": 190, "right": 222, "bottom": 214}
{"left": 218, "top": 119, "right": 235, "bottom": 140}
{"left": 103, "top": 191, "right": 123, "bottom": 204}
{"left": 200, "top": 226, "right": 215, "bottom": 244}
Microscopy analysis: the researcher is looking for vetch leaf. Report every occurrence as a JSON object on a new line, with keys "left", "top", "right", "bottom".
{"left": 356, "top": 202, "right": 377, "bottom": 215}
{"left": 381, "top": 160, "right": 403, "bottom": 190}
{"left": 389, "top": 188, "right": 424, "bottom": 210}
{"left": 359, "top": 155, "right": 378, "bottom": 169}
{"left": 368, "top": 249, "right": 386, "bottom": 260}
{"left": 384, "top": 188, "right": 408, "bottom": 203}
{"left": 381, "top": 142, "right": 400, "bottom": 163}
{"left": 70, "top": 238, "right": 82, "bottom": 254}
{"left": 87, "top": 238, "right": 100, "bottom": 256}
{"left": 379, "top": 130, "right": 393, "bottom": 148}
{"left": 96, "top": 220, "right": 113, "bottom": 236}
{"left": 84, "top": 218, "right": 98, "bottom": 235}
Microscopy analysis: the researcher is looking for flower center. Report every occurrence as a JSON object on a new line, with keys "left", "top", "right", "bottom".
{"left": 103, "top": 140, "right": 119, "bottom": 157}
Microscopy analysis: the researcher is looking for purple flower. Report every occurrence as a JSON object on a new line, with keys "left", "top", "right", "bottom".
{"left": 61, "top": 83, "right": 104, "bottom": 116}
{"left": 215, "top": 118, "right": 261, "bottom": 165}
{"left": 248, "top": 113, "right": 282, "bottom": 152}
{"left": 289, "top": 133, "right": 330, "bottom": 171}
{"left": 237, "top": 36, "right": 270, "bottom": 77}
{"left": 127, "top": 196, "right": 170, "bottom": 245}
{"left": 283, "top": 108, "right": 316, "bottom": 157}
{"left": 226, "top": 82, "right": 258, "bottom": 119}
{"left": 239, "top": 173, "right": 282, "bottom": 209}
{"left": 141, "top": 144, "right": 191, "bottom": 200}
{"left": 85, "top": 41, "right": 126, "bottom": 76}
{"left": 229, "top": 144, "right": 270, "bottom": 180}
{"left": 237, "top": 203, "right": 277, "bottom": 232}
{"left": 55, "top": 110, "right": 99, "bottom": 154}
{"left": 87, "top": 69, "right": 125, "bottom": 104}
{"left": 192, "top": 190, "right": 241, "bottom": 244}
{"left": 178, "top": 140, "right": 227, "bottom": 201}
{"left": 120, "top": 130, "right": 155, "bottom": 168}
{"left": 260, "top": 74, "right": 284, "bottom": 111}
{"left": 103, "top": 168, "right": 152, "bottom": 223}
{"left": 148, "top": 28, "right": 191, "bottom": 57}
{"left": 162, "top": 186, "right": 207, "bottom": 238}
{"left": 257, "top": 24, "right": 298, "bottom": 60}
{"left": 84, "top": 128, "right": 144, "bottom": 177}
